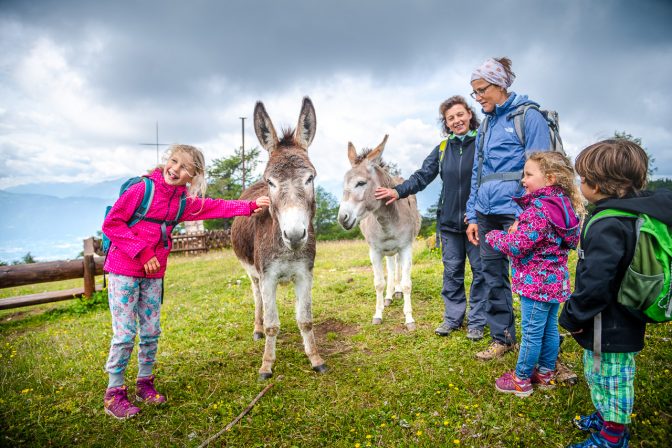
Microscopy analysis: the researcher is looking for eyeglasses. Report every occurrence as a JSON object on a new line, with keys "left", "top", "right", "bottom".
{"left": 470, "top": 83, "right": 494, "bottom": 99}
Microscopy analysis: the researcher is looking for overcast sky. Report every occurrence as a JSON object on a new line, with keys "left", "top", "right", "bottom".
{"left": 1, "top": 0, "right": 671, "bottom": 199}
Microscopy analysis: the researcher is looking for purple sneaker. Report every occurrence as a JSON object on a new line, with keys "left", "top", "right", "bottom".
{"left": 531, "top": 368, "right": 556, "bottom": 389}
{"left": 136, "top": 375, "right": 167, "bottom": 404}
{"left": 495, "top": 371, "right": 533, "bottom": 397}
{"left": 104, "top": 386, "right": 141, "bottom": 420}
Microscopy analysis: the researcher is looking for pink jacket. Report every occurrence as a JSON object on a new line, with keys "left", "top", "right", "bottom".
{"left": 485, "top": 186, "right": 580, "bottom": 303}
{"left": 103, "top": 169, "right": 258, "bottom": 278}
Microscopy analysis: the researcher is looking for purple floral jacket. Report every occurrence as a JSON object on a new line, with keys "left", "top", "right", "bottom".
{"left": 485, "top": 186, "right": 580, "bottom": 303}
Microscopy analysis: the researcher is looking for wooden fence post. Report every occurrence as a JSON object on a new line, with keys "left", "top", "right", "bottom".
{"left": 83, "top": 238, "right": 96, "bottom": 298}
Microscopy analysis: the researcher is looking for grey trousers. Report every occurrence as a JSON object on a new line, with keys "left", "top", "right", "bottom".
{"left": 476, "top": 212, "right": 517, "bottom": 345}
{"left": 440, "top": 230, "right": 488, "bottom": 330}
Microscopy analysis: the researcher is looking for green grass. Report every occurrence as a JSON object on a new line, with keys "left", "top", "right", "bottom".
{"left": 1, "top": 240, "right": 671, "bottom": 447}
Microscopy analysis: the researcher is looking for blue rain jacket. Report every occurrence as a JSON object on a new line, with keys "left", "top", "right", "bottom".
{"left": 465, "top": 92, "right": 551, "bottom": 222}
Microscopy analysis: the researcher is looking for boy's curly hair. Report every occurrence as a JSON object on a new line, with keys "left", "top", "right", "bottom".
{"left": 528, "top": 151, "right": 586, "bottom": 216}
{"left": 574, "top": 139, "right": 648, "bottom": 198}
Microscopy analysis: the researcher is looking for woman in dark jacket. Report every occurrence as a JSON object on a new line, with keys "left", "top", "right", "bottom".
{"left": 375, "top": 95, "right": 487, "bottom": 340}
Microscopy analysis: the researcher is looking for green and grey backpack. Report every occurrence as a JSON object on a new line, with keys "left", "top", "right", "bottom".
{"left": 584, "top": 209, "right": 672, "bottom": 323}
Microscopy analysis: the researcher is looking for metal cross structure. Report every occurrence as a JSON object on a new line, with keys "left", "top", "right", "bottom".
{"left": 140, "top": 122, "right": 169, "bottom": 164}
{"left": 240, "top": 116, "right": 246, "bottom": 190}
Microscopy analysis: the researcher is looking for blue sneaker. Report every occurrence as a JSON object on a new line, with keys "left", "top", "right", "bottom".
{"left": 574, "top": 411, "right": 604, "bottom": 432}
{"left": 566, "top": 429, "right": 629, "bottom": 448}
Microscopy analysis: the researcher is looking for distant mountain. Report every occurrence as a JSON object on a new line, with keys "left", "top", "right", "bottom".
{"left": 0, "top": 190, "right": 105, "bottom": 262}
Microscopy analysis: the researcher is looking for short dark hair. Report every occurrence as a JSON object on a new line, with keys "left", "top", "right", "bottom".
{"left": 438, "top": 95, "right": 480, "bottom": 136}
{"left": 575, "top": 139, "right": 648, "bottom": 198}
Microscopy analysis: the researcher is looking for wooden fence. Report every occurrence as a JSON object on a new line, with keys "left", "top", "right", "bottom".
{"left": 171, "top": 229, "right": 231, "bottom": 255}
{"left": 0, "top": 238, "right": 104, "bottom": 310}
{"left": 0, "top": 230, "right": 231, "bottom": 311}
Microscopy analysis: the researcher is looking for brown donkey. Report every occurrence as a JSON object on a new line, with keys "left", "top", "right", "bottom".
{"left": 231, "top": 97, "right": 326, "bottom": 380}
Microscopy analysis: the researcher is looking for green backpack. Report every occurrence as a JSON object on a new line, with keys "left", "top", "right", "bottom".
{"left": 584, "top": 209, "right": 672, "bottom": 322}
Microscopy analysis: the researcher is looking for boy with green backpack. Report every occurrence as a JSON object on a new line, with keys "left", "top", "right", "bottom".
{"left": 559, "top": 139, "right": 672, "bottom": 448}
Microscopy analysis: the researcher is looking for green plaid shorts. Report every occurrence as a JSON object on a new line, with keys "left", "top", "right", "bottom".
{"left": 583, "top": 350, "right": 638, "bottom": 424}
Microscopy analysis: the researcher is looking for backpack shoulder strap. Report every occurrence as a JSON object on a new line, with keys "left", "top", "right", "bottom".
{"left": 509, "top": 103, "right": 538, "bottom": 148}
{"left": 128, "top": 177, "right": 155, "bottom": 227}
{"left": 439, "top": 139, "right": 448, "bottom": 159}
{"left": 583, "top": 208, "right": 637, "bottom": 238}
{"left": 476, "top": 117, "right": 490, "bottom": 187}
{"left": 173, "top": 192, "right": 187, "bottom": 224}
{"left": 438, "top": 139, "right": 449, "bottom": 178}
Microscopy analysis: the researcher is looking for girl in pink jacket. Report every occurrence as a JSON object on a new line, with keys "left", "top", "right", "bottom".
{"left": 102, "top": 144, "right": 269, "bottom": 420}
{"left": 485, "top": 151, "right": 583, "bottom": 397}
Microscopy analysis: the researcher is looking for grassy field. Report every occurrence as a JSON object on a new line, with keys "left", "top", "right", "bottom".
{"left": 1, "top": 240, "right": 671, "bottom": 447}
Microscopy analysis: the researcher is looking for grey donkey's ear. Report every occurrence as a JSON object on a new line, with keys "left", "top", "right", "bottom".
{"left": 347, "top": 142, "right": 358, "bottom": 167}
{"left": 254, "top": 101, "right": 279, "bottom": 153}
{"left": 294, "top": 97, "right": 316, "bottom": 150}
{"left": 366, "top": 134, "right": 389, "bottom": 163}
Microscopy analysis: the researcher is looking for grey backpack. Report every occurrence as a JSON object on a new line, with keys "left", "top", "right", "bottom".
{"left": 476, "top": 103, "right": 565, "bottom": 186}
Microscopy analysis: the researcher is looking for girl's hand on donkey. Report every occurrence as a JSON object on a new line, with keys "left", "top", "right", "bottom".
{"left": 254, "top": 196, "right": 271, "bottom": 213}
{"left": 144, "top": 256, "right": 160, "bottom": 275}
{"left": 374, "top": 187, "right": 399, "bottom": 205}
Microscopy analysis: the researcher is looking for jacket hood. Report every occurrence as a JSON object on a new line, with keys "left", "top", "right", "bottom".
{"left": 515, "top": 186, "right": 580, "bottom": 232}
{"left": 598, "top": 188, "right": 672, "bottom": 226}
{"left": 485, "top": 92, "right": 540, "bottom": 118}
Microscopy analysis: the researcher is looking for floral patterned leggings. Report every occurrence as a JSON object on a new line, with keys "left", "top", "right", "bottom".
{"left": 105, "top": 274, "right": 163, "bottom": 386}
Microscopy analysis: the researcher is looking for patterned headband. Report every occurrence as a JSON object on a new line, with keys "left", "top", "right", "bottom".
{"left": 470, "top": 58, "right": 515, "bottom": 89}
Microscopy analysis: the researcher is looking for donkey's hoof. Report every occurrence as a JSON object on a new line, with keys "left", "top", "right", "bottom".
{"left": 384, "top": 299, "right": 392, "bottom": 307}
{"left": 258, "top": 372, "right": 273, "bottom": 381}
{"left": 405, "top": 322, "right": 417, "bottom": 331}
{"left": 372, "top": 317, "right": 383, "bottom": 325}
{"left": 253, "top": 331, "right": 265, "bottom": 341}
{"left": 312, "top": 364, "right": 328, "bottom": 374}
{"left": 394, "top": 291, "right": 403, "bottom": 299}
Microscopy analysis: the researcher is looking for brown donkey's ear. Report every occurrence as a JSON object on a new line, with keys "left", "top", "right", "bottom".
{"left": 254, "top": 101, "right": 279, "bottom": 153}
{"left": 294, "top": 96, "right": 317, "bottom": 150}
{"left": 347, "top": 142, "right": 358, "bottom": 167}
{"left": 366, "top": 134, "right": 389, "bottom": 163}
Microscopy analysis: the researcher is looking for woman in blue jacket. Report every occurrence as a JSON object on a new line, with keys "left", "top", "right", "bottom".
{"left": 375, "top": 95, "right": 488, "bottom": 341}
{"left": 465, "top": 57, "right": 551, "bottom": 361}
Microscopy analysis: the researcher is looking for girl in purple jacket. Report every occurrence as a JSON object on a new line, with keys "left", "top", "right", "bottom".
{"left": 102, "top": 144, "right": 270, "bottom": 420}
{"left": 485, "top": 151, "right": 583, "bottom": 397}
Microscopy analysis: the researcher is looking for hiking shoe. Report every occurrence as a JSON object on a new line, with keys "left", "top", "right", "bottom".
{"left": 556, "top": 360, "right": 579, "bottom": 385}
{"left": 466, "top": 328, "right": 484, "bottom": 341}
{"left": 495, "top": 371, "right": 533, "bottom": 397}
{"left": 104, "top": 386, "right": 141, "bottom": 420}
{"left": 434, "top": 322, "right": 458, "bottom": 336}
{"left": 574, "top": 411, "right": 604, "bottom": 432}
{"left": 136, "top": 375, "right": 167, "bottom": 404}
{"left": 566, "top": 430, "right": 629, "bottom": 448}
{"left": 531, "top": 368, "right": 556, "bottom": 389}
{"left": 475, "top": 341, "right": 515, "bottom": 360}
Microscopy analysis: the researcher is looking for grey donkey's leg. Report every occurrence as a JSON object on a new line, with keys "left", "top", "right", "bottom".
{"left": 369, "top": 248, "right": 386, "bottom": 325}
{"left": 294, "top": 270, "right": 327, "bottom": 373}
{"left": 384, "top": 255, "right": 395, "bottom": 307}
{"left": 394, "top": 253, "right": 403, "bottom": 299}
{"left": 399, "top": 245, "right": 415, "bottom": 330}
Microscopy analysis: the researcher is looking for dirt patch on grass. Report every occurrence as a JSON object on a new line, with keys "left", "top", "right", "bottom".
{"left": 309, "top": 318, "right": 360, "bottom": 355}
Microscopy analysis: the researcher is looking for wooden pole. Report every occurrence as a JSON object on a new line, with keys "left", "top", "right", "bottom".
{"left": 83, "top": 254, "right": 95, "bottom": 298}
